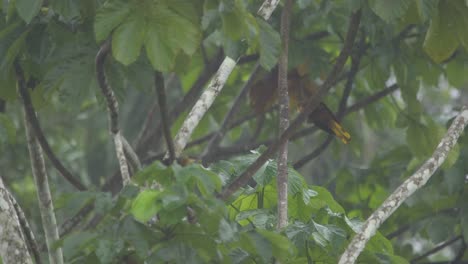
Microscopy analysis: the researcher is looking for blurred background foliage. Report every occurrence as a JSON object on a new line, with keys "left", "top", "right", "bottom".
{"left": 1, "top": 0, "right": 468, "bottom": 263}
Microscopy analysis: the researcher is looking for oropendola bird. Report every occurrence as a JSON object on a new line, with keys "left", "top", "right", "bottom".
{"left": 249, "top": 65, "right": 351, "bottom": 144}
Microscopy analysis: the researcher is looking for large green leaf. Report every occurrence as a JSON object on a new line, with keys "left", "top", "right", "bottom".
{"left": 94, "top": 0, "right": 131, "bottom": 42}
{"left": 16, "top": 0, "right": 42, "bottom": 23}
{"left": 112, "top": 13, "right": 146, "bottom": 65}
{"left": 144, "top": 24, "right": 176, "bottom": 72}
{"left": 369, "top": 0, "right": 412, "bottom": 23}
{"left": 257, "top": 18, "right": 280, "bottom": 70}
{"left": 130, "top": 190, "right": 161, "bottom": 222}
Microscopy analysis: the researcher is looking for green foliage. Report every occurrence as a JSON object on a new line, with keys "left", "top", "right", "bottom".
{"left": 1, "top": 1, "right": 468, "bottom": 263}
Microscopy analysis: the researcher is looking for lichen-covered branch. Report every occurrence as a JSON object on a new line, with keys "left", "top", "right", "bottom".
{"left": 170, "top": 0, "right": 281, "bottom": 158}
{"left": 95, "top": 40, "right": 131, "bottom": 185}
{"left": 338, "top": 107, "right": 468, "bottom": 264}
{"left": 0, "top": 177, "right": 34, "bottom": 264}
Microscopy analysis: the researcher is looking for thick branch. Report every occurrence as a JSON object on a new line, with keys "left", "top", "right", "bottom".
{"left": 0, "top": 177, "right": 34, "bottom": 264}
{"left": 95, "top": 40, "right": 131, "bottom": 185}
{"left": 339, "top": 107, "right": 468, "bottom": 264}
{"left": 276, "top": 0, "right": 292, "bottom": 230}
{"left": 219, "top": 10, "right": 362, "bottom": 200}
{"left": 170, "top": 0, "right": 281, "bottom": 158}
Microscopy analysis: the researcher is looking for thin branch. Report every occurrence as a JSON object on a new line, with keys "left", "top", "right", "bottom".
{"left": 410, "top": 236, "right": 462, "bottom": 263}
{"left": 15, "top": 65, "right": 86, "bottom": 191}
{"left": 95, "top": 40, "right": 131, "bottom": 185}
{"left": 201, "top": 63, "right": 262, "bottom": 163}
{"left": 170, "top": 0, "right": 282, "bottom": 159}
{"left": 16, "top": 62, "right": 64, "bottom": 264}
{"left": 293, "top": 135, "right": 333, "bottom": 169}
{"left": 59, "top": 203, "right": 94, "bottom": 237}
{"left": 344, "top": 83, "right": 399, "bottom": 115}
{"left": 276, "top": 0, "right": 292, "bottom": 230}
{"left": 339, "top": 107, "right": 468, "bottom": 264}
{"left": 121, "top": 136, "right": 142, "bottom": 172}
{"left": 219, "top": 10, "right": 362, "bottom": 201}
{"left": 155, "top": 72, "right": 175, "bottom": 164}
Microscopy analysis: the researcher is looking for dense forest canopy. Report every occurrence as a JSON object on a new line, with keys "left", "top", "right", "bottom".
{"left": 1, "top": 0, "right": 468, "bottom": 263}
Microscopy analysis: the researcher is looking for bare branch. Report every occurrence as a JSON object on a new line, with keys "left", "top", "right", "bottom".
{"left": 170, "top": 0, "right": 282, "bottom": 158}
{"left": 95, "top": 40, "right": 131, "bottom": 185}
{"left": 276, "top": 0, "right": 292, "bottom": 230}
{"left": 155, "top": 72, "right": 176, "bottom": 164}
{"left": 339, "top": 107, "right": 468, "bottom": 264}
{"left": 411, "top": 236, "right": 462, "bottom": 263}
{"left": 219, "top": 10, "right": 362, "bottom": 200}
{"left": 15, "top": 65, "right": 86, "bottom": 191}
{"left": 16, "top": 63, "right": 64, "bottom": 264}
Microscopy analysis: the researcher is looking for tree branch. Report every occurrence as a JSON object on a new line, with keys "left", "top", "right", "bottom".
{"left": 276, "top": 0, "right": 292, "bottom": 230}
{"left": 95, "top": 40, "right": 131, "bottom": 185}
{"left": 219, "top": 10, "right": 362, "bottom": 200}
{"left": 14, "top": 65, "right": 86, "bottom": 191}
{"left": 170, "top": 0, "right": 282, "bottom": 159}
{"left": 339, "top": 107, "right": 468, "bottom": 264}
{"left": 410, "top": 236, "right": 462, "bottom": 263}
{"left": 155, "top": 72, "right": 175, "bottom": 164}
{"left": 16, "top": 62, "right": 64, "bottom": 264}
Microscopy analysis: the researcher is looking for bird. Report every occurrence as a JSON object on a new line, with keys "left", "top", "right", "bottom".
{"left": 249, "top": 65, "right": 351, "bottom": 144}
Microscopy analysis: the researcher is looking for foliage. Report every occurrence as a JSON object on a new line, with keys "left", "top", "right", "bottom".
{"left": 1, "top": 0, "right": 468, "bottom": 263}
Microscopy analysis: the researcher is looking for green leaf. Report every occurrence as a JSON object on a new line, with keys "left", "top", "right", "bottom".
{"left": 219, "top": 218, "right": 236, "bottom": 242}
{"left": 61, "top": 231, "right": 97, "bottom": 259}
{"left": 96, "top": 239, "right": 124, "bottom": 264}
{"left": 369, "top": 0, "right": 412, "bottom": 23}
{"left": 49, "top": 0, "right": 80, "bottom": 21}
{"left": 257, "top": 18, "right": 280, "bottom": 70}
{"left": 16, "top": 0, "right": 42, "bottom": 23}
{"left": 112, "top": 13, "right": 146, "bottom": 65}
{"left": 257, "top": 229, "right": 294, "bottom": 261}
{"left": 423, "top": 1, "right": 460, "bottom": 63}
{"left": 311, "top": 185, "right": 345, "bottom": 214}
{"left": 220, "top": 0, "right": 245, "bottom": 40}
{"left": 446, "top": 59, "right": 468, "bottom": 88}
{"left": 130, "top": 190, "right": 161, "bottom": 222}
{"left": 94, "top": 0, "right": 131, "bottom": 42}
{"left": 0, "top": 113, "right": 16, "bottom": 144}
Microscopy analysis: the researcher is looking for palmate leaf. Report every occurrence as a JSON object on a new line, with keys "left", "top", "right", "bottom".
{"left": 94, "top": 0, "right": 131, "bottom": 42}
{"left": 369, "top": 0, "right": 412, "bottom": 23}
{"left": 15, "top": 0, "right": 42, "bottom": 23}
{"left": 423, "top": 0, "right": 468, "bottom": 63}
{"left": 111, "top": 13, "right": 146, "bottom": 65}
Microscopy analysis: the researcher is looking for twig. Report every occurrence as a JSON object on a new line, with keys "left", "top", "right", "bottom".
{"left": 339, "top": 107, "right": 468, "bottom": 264}
{"left": 121, "top": 136, "right": 142, "bottom": 172}
{"left": 344, "top": 84, "right": 399, "bottom": 115}
{"left": 201, "top": 63, "right": 262, "bottom": 163}
{"left": 170, "top": 0, "right": 281, "bottom": 159}
{"left": 293, "top": 135, "right": 333, "bottom": 169}
{"left": 95, "top": 40, "right": 131, "bottom": 185}
{"left": 155, "top": 72, "right": 175, "bottom": 164}
{"left": 410, "top": 236, "right": 462, "bottom": 263}
{"left": 276, "top": 0, "right": 292, "bottom": 230}
{"left": 15, "top": 64, "right": 86, "bottom": 191}
{"left": 16, "top": 62, "right": 64, "bottom": 264}
{"left": 219, "top": 10, "right": 362, "bottom": 200}
{"left": 59, "top": 203, "right": 94, "bottom": 237}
